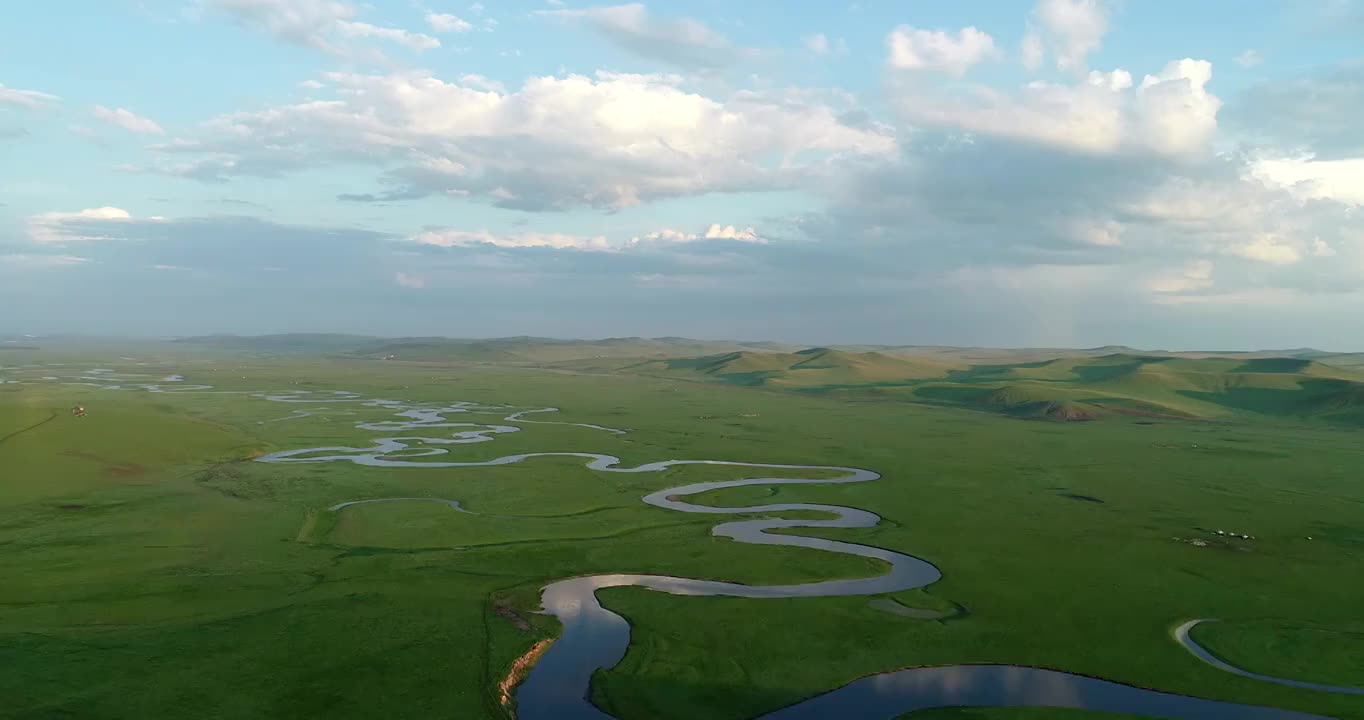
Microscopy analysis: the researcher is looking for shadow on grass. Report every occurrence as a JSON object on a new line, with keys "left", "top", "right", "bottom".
{"left": 1179, "top": 379, "right": 1364, "bottom": 425}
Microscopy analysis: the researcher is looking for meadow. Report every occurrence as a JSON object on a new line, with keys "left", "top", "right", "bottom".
{"left": 1, "top": 344, "right": 1361, "bottom": 719}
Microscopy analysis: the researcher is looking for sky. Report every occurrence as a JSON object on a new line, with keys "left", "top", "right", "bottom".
{"left": 2, "top": 1, "right": 1362, "bottom": 349}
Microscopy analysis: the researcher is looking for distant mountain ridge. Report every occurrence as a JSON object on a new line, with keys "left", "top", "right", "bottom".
{"left": 166, "top": 333, "right": 1362, "bottom": 364}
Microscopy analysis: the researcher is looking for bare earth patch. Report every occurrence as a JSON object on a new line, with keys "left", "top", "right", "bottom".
{"left": 499, "top": 639, "right": 552, "bottom": 709}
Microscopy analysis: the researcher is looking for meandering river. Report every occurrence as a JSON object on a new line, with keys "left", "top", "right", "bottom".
{"left": 2, "top": 365, "right": 1346, "bottom": 719}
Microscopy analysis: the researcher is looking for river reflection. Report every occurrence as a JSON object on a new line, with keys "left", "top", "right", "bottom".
{"left": 758, "top": 664, "right": 1332, "bottom": 719}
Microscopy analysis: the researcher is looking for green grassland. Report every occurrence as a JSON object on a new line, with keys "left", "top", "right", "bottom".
{"left": 1192, "top": 620, "right": 1364, "bottom": 688}
{"left": 2, "top": 347, "right": 1363, "bottom": 719}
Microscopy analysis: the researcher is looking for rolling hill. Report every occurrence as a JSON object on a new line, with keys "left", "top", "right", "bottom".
{"left": 624, "top": 349, "right": 1364, "bottom": 425}
{"left": 171, "top": 333, "right": 388, "bottom": 353}
{"left": 350, "top": 337, "right": 802, "bottom": 363}
{"left": 628, "top": 348, "right": 962, "bottom": 388}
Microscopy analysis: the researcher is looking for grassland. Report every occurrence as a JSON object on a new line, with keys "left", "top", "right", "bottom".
{"left": 2, "top": 345, "right": 1362, "bottom": 719}
{"left": 1191, "top": 621, "right": 1364, "bottom": 688}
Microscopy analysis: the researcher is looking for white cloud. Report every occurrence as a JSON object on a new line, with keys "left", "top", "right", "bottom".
{"left": 335, "top": 21, "right": 440, "bottom": 50}
{"left": 1071, "top": 218, "right": 1123, "bottom": 246}
{"left": 894, "top": 58, "right": 1220, "bottom": 156}
{"left": 1118, "top": 169, "right": 1358, "bottom": 275}
{"left": 1149, "top": 259, "right": 1213, "bottom": 293}
{"left": 426, "top": 12, "right": 472, "bottom": 33}
{"left": 631, "top": 224, "right": 765, "bottom": 245}
{"left": 206, "top": 0, "right": 438, "bottom": 54}
{"left": 411, "top": 229, "right": 612, "bottom": 250}
{"left": 92, "top": 105, "right": 165, "bottom": 134}
{"left": 1237, "top": 234, "right": 1303, "bottom": 265}
{"left": 1252, "top": 156, "right": 1364, "bottom": 205}
{"left": 886, "top": 26, "right": 998, "bottom": 76}
{"left": 411, "top": 223, "right": 768, "bottom": 253}
{"left": 1133, "top": 59, "right": 1221, "bottom": 155}
{"left": 0, "top": 83, "right": 60, "bottom": 109}
{"left": 456, "top": 74, "right": 505, "bottom": 92}
{"left": 28, "top": 207, "right": 134, "bottom": 243}
{"left": 1234, "top": 49, "right": 1263, "bottom": 68}
{"left": 538, "top": 4, "right": 745, "bottom": 68}
{"left": 805, "top": 33, "right": 830, "bottom": 55}
{"left": 1312, "top": 238, "right": 1338, "bottom": 257}
{"left": 704, "top": 224, "right": 761, "bottom": 241}
{"left": 394, "top": 271, "right": 425, "bottom": 288}
{"left": 151, "top": 70, "right": 894, "bottom": 210}
{"left": 1087, "top": 68, "right": 1132, "bottom": 91}
{"left": 1024, "top": 0, "right": 1109, "bottom": 72}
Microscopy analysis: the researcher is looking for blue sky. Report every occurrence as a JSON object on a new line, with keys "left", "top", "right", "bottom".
{"left": 2, "top": 1, "right": 1363, "bottom": 348}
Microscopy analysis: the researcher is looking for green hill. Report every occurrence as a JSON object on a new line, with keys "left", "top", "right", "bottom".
{"left": 628, "top": 349, "right": 1364, "bottom": 425}
{"left": 356, "top": 337, "right": 799, "bottom": 363}
{"left": 632, "top": 348, "right": 960, "bottom": 388}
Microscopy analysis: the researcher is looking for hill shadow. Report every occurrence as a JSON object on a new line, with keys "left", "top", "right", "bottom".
{"left": 1179, "top": 378, "right": 1364, "bottom": 425}
{"left": 943, "top": 361, "right": 1053, "bottom": 382}
{"left": 1230, "top": 357, "right": 1315, "bottom": 374}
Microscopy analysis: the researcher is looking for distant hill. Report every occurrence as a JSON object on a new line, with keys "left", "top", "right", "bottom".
{"left": 167, "top": 333, "right": 799, "bottom": 361}
{"left": 622, "top": 348, "right": 1364, "bottom": 425}
{"left": 629, "top": 348, "right": 960, "bottom": 388}
{"left": 352, "top": 337, "right": 801, "bottom": 363}
{"left": 171, "top": 334, "right": 387, "bottom": 354}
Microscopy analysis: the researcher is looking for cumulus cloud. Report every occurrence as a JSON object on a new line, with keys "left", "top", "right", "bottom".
{"left": 796, "top": 118, "right": 1363, "bottom": 320}
{"left": 7, "top": 192, "right": 1360, "bottom": 347}
{"left": 887, "top": 26, "right": 998, "bottom": 76}
{"left": 1022, "top": 0, "right": 1109, "bottom": 72}
{"left": 147, "top": 70, "right": 895, "bottom": 210}
{"left": 1237, "top": 235, "right": 1302, "bottom": 265}
{"left": 0, "top": 82, "right": 60, "bottom": 109}
{"left": 13, "top": 2, "right": 1359, "bottom": 347}
{"left": 538, "top": 4, "right": 745, "bottom": 68}
{"left": 805, "top": 33, "right": 831, "bottom": 55}
{"left": 1251, "top": 156, "right": 1364, "bottom": 205}
{"left": 205, "top": 0, "right": 439, "bottom": 55}
{"left": 28, "top": 207, "right": 135, "bottom": 243}
{"left": 893, "top": 58, "right": 1221, "bottom": 156}
{"left": 630, "top": 224, "right": 764, "bottom": 245}
{"left": 92, "top": 105, "right": 165, "bottom": 134}
{"left": 1149, "top": 259, "right": 1214, "bottom": 293}
{"left": 426, "top": 12, "right": 472, "bottom": 33}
